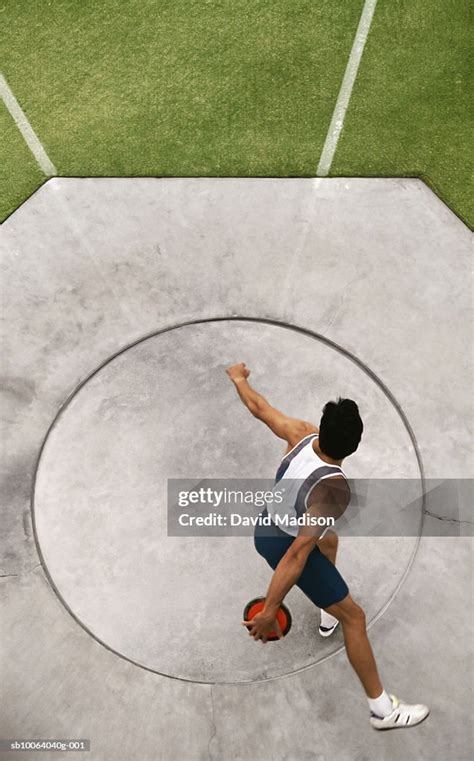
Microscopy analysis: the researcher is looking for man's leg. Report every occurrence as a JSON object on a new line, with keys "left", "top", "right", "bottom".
{"left": 325, "top": 593, "right": 383, "bottom": 697}
{"left": 325, "top": 593, "right": 430, "bottom": 728}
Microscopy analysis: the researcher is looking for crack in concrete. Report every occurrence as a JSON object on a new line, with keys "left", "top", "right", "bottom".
{"left": 0, "top": 563, "right": 41, "bottom": 579}
{"left": 27, "top": 563, "right": 42, "bottom": 573}
{"left": 424, "top": 509, "right": 473, "bottom": 525}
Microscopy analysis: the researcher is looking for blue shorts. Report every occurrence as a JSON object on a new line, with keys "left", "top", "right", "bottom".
{"left": 254, "top": 508, "right": 349, "bottom": 609}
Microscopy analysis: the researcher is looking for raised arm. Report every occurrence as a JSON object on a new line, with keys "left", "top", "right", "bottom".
{"left": 226, "top": 362, "right": 317, "bottom": 448}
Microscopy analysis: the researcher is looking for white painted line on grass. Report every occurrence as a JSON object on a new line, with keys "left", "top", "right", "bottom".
{"left": 0, "top": 72, "right": 57, "bottom": 175}
{"left": 317, "top": 0, "right": 378, "bottom": 176}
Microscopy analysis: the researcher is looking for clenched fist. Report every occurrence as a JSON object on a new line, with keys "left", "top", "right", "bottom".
{"left": 226, "top": 362, "right": 250, "bottom": 383}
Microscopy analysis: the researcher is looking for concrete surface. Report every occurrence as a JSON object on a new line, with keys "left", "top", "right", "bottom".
{"left": 1, "top": 178, "right": 472, "bottom": 759}
{"left": 33, "top": 320, "right": 421, "bottom": 681}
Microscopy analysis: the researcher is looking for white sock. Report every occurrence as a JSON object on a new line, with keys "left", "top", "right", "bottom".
{"left": 367, "top": 690, "right": 393, "bottom": 718}
{"left": 320, "top": 609, "right": 338, "bottom": 629}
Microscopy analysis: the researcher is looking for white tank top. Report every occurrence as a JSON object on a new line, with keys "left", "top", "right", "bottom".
{"left": 266, "top": 433, "right": 347, "bottom": 537}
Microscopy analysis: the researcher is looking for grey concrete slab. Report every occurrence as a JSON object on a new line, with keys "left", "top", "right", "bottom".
{"left": 1, "top": 539, "right": 471, "bottom": 761}
{"left": 33, "top": 320, "right": 420, "bottom": 681}
{"left": 1, "top": 178, "right": 472, "bottom": 759}
{"left": 0, "top": 568, "right": 213, "bottom": 761}
{"left": 208, "top": 537, "right": 473, "bottom": 761}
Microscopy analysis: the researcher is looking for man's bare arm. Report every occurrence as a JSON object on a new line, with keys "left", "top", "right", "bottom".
{"left": 244, "top": 480, "right": 350, "bottom": 641}
{"left": 265, "top": 479, "right": 349, "bottom": 611}
{"left": 242, "top": 538, "right": 315, "bottom": 641}
{"left": 226, "top": 362, "right": 317, "bottom": 447}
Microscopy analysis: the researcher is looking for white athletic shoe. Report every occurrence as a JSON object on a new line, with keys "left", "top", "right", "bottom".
{"left": 318, "top": 621, "right": 339, "bottom": 637}
{"left": 370, "top": 694, "right": 430, "bottom": 730}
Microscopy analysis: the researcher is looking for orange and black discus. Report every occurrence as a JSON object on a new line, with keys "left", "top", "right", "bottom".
{"left": 243, "top": 596, "right": 292, "bottom": 641}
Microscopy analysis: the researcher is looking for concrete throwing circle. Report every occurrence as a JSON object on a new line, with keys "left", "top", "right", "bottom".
{"left": 33, "top": 318, "right": 423, "bottom": 683}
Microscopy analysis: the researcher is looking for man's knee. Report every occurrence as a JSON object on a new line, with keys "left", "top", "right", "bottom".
{"left": 348, "top": 601, "right": 366, "bottom": 628}
{"left": 327, "top": 595, "right": 366, "bottom": 628}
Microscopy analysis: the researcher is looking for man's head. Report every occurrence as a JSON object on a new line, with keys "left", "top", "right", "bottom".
{"left": 319, "top": 398, "right": 363, "bottom": 460}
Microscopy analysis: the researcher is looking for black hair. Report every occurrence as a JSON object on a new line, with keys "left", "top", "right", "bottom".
{"left": 318, "top": 398, "right": 363, "bottom": 460}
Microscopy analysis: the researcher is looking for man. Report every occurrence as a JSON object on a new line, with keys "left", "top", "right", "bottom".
{"left": 226, "top": 362, "right": 429, "bottom": 730}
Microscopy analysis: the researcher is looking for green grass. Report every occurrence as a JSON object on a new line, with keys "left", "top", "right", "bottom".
{"left": 0, "top": 101, "right": 46, "bottom": 220}
{"left": 332, "top": 0, "right": 473, "bottom": 227}
{"left": 1, "top": 0, "right": 472, "bottom": 226}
